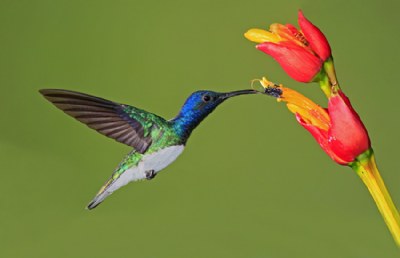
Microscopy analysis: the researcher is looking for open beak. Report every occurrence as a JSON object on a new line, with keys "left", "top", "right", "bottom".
{"left": 219, "top": 89, "right": 259, "bottom": 100}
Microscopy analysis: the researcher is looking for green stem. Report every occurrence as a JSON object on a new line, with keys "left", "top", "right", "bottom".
{"left": 351, "top": 149, "right": 400, "bottom": 246}
{"left": 318, "top": 57, "right": 341, "bottom": 98}
{"left": 323, "top": 57, "right": 339, "bottom": 87}
{"left": 318, "top": 73, "right": 331, "bottom": 98}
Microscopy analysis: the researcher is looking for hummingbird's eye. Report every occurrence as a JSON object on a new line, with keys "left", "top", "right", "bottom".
{"left": 202, "top": 95, "right": 211, "bottom": 102}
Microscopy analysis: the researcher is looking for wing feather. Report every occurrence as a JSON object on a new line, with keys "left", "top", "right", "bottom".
{"left": 39, "top": 89, "right": 163, "bottom": 153}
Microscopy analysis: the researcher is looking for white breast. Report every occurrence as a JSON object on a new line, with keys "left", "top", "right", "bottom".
{"left": 107, "top": 145, "right": 185, "bottom": 193}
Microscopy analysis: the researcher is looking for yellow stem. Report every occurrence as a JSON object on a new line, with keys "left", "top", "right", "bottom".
{"left": 352, "top": 151, "right": 400, "bottom": 246}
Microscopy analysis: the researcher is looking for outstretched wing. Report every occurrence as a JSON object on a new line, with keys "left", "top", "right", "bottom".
{"left": 40, "top": 89, "right": 164, "bottom": 153}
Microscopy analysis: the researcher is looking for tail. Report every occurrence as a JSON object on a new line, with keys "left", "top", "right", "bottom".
{"left": 87, "top": 178, "right": 115, "bottom": 210}
{"left": 86, "top": 161, "right": 147, "bottom": 210}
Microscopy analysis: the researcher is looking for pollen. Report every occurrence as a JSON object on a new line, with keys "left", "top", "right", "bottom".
{"left": 253, "top": 77, "right": 283, "bottom": 98}
{"left": 265, "top": 87, "right": 283, "bottom": 98}
{"left": 255, "top": 77, "right": 330, "bottom": 131}
{"left": 294, "top": 31, "right": 308, "bottom": 46}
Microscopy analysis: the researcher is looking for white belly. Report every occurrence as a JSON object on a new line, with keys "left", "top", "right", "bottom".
{"left": 107, "top": 145, "right": 185, "bottom": 193}
{"left": 139, "top": 145, "right": 185, "bottom": 172}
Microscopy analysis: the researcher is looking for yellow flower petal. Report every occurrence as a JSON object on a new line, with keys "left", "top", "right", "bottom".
{"left": 257, "top": 77, "right": 330, "bottom": 131}
{"left": 280, "top": 87, "right": 330, "bottom": 131}
{"left": 244, "top": 29, "right": 282, "bottom": 43}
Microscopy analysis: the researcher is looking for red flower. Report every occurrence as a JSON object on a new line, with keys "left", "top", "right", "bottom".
{"left": 248, "top": 11, "right": 400, "bottom": 245}
{"left": 259, "top": 78, "right": 370, "bottom": 165}
{"left": 245, "top": 10, "right": 331, "bottom": 82}
{"left": 297, "top": 90, "right": 370, "bottom": 164}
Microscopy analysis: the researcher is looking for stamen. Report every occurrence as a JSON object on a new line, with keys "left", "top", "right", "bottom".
{"left": 270, "top": 24, "right": 309, "bottom": 47}
{"left": 259, "top": 77, "right": 279, "bottom": 88}
{"left": 255, "top": 76, "right": 330, "bottom": 131}
{"left": 252, "top": 77, "right": 283, "bottom": 98}
{"left": 251, "top": 79, "right": 267, "bottom": 93}
{"left": 294, "top": 31, "right": 308, "bottom": 46}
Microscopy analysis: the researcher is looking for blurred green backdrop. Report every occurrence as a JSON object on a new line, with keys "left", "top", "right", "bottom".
{"left": 1, "top": 0, "right": 399, "bottom": 257}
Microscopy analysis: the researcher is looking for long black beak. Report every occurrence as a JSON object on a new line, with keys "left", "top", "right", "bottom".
{"left": 219, "top": 89, "right": 259, "bottom": 100}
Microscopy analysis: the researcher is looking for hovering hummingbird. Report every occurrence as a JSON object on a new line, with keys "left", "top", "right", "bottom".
{"left": 40, "top": 88, "right": 257, "bottom": 209}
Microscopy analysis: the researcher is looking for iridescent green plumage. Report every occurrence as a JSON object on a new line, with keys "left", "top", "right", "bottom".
{"left": 40, "top": 88, "right": 257, "bottom": 209}
{"left": 110, "top": 120, "right": 182, "bottom": 180}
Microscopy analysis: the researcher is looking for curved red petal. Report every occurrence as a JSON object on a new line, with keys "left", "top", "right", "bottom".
{"left": 298, "top": 10, "right": 331, "bottom": 61}
{"left": 295, "top": 113, "right": 348, "bottom": 164}
{"left": 286, "top": 24, "right": 299, "bottom": 35}
{"left": 327, "top": 92, "right": 371, "bottom": 163}
{"left": 257, "top": 42, "right": 322, "bottom": 82}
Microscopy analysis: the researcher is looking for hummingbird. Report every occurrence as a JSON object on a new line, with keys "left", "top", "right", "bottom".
{"left": 39, "top": 88, "right": 257, "bottom": 209}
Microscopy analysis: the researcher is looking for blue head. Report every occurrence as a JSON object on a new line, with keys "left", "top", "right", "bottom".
{"left": 171, "top": 89, "right": 257, "bottom": 139}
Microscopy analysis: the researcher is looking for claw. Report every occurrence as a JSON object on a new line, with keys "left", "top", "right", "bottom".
{"left": 145, "top": 170, "right": 156, "bottom": 180}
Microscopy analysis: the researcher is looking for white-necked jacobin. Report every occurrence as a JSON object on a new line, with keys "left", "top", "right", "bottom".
{"left": 40, "top": 88, "right": 256, "bottom": 209}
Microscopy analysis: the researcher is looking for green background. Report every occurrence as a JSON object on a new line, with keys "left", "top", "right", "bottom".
{"left": 1, "top": 0, "right": 399, "bottom": 257}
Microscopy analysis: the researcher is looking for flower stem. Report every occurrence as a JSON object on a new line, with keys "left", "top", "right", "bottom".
{"left": 318, "top": 73, "right": 331, "bottom": 98}
{"left": 351, "top": 149, "right": 400, "bottom": 246}
{"left": 323, "top": 57, "right": 338, "bottom": 87}
{"left": 318, "top": 58, "right": 341, "bottom": 98}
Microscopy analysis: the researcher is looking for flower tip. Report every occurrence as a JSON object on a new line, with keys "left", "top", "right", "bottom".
{"left": 297, "top": 9, "right": 310, "bottom": 27}
{"left": 297, "top": 10, "right": 331, "bottom": 61}
{"left": 294, "top": 112, "right": 304, "bottom": 124}
{"left": 255, "top": 42, "right": 270, "bottom": 50}
{"left": 297, "top": 9, "right": 305, "bottom": 20}
{"left": 255, "top": 42, "right": 273, "bottom": 52}
{"left": 243, "top": 30, "right": 252, "bottom": 41}
{"left": 244, "top": 29, "right": 263, "bottom": 43}
{"left": 244, "top": 28, "right": 282, "bottom": 44}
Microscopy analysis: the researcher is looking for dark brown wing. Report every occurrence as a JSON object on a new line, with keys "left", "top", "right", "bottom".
{"left": 39, "top": 89, "right": 153, "bottom": 153}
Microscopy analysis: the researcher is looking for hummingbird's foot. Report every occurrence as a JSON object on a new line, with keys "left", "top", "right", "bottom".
{"left": 145, "top": 170, "right": 156, "bottom": 180}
